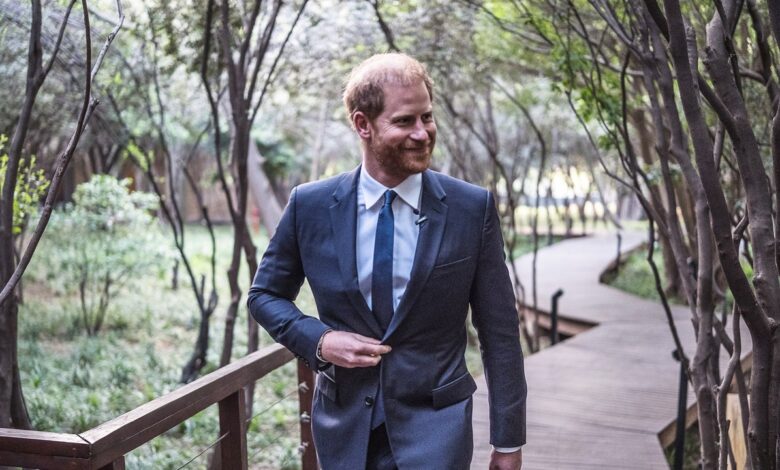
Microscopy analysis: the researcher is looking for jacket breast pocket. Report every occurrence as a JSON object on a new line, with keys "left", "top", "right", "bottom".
{"left": 430, "top": 256, "right": 472, "bottom": 278}
{"left": 431, "top": 372, "right": 477, "bottom": 409}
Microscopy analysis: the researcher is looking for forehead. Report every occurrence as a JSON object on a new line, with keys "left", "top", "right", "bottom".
{"left": 380, "top": 82, "right": 432, "bottom": 115}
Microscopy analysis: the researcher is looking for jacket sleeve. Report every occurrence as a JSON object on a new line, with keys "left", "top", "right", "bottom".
{"left": 469, "top": 191, "right": 527, "bottom": 447}
{"left": 247, "top": 186, "right": 330, "bottom": 370}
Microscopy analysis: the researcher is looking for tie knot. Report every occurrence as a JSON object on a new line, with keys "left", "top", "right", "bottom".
{"left": 383, "top": 190, "right": 397, "bottom": 207}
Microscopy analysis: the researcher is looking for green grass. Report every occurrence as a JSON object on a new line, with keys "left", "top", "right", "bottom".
{"left": 511, "top": 203, "right": 619, "bottom": 236}
{"left": 509, "top": 234, "right": 568, "bottom": 259}
{"left": 665, "top": 423, "right": 701, "bottom": 469}
{"left": 604, "top": 240, "right": 753, "bottom": 311}
{"left": 19, "top": 223, "right": 306, "bottom": 469}
{"left": 603, "top": 246, "right": 672, "bottom": 302}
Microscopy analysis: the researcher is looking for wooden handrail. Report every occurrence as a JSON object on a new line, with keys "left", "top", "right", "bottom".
{"left": 0, "top": 343, "right": 317, "bottom": 470}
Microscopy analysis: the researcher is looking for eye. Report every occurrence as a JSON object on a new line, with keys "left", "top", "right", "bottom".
{"left": 422, "top": 113, "right": 434, "bottom": 123}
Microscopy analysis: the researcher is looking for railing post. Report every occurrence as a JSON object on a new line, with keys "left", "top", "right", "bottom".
{"left": 218, "top": 387, "right": 248, "bottom": 470}
{"left": 672, "top": 350, "right": 687, "bottom": 470}
{"left": 98, "top": 456, "right": 126, "bottom": 470}
{"left": 297, "top": 360, "right": 317, "bottom": 470}
{"left": 550, "top": 289, "right": 564, "bottom": 345}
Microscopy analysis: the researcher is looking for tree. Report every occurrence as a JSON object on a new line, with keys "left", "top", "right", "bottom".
{"left": 0, "top": 0, "right": 122, "bottom": 429}
{"left": 197, "top": 0, "right": 309, "bottom": 422}
{"left": 467, "top": 0, "right": 780, "bottom": 467}
{"left": 99, "top": 9, "right": 223, "bottom": 382}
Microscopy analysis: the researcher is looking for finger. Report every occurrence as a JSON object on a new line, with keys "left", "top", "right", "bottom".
{"left": 341, "top": 353, "right": 382, "bottom": 368}
{"left": 351, "top": 333, "right": 382, "bottom": 344}
{"left": 356, "top": 343, "right": 392, "bottom": 356}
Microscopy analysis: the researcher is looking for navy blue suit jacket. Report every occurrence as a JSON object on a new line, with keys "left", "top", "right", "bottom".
{"left": 248, "top": 167, "right": 526, "bottom": 469}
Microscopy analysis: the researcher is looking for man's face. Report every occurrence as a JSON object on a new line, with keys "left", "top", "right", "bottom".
{"left": 362, "top": 81, "right": 437, "bottom": 184}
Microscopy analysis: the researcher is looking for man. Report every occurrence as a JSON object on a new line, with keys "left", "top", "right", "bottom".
{"left": 248, "top": 53, "right": 526, "bottom": 469}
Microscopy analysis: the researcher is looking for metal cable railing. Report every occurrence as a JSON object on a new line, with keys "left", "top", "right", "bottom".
{"left": 175, "top": 431, "right": 230, "bottom": 470}
{"left": 246, "top": 385, "right": 301, "bottom": 426}
{"left": 173, "top": 381, "right": 305, "bottom": 468}
{"left": 247, "top": 417, "right": 300, "bottom": 462}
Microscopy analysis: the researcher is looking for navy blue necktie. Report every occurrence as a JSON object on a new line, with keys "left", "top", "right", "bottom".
{"left": 372, "top": 190, "right": 397, "bottom": 332}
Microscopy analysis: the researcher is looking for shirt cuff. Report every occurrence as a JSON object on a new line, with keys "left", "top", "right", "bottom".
{"left": 493, "top": 446, "right": 522, "bottom": 453}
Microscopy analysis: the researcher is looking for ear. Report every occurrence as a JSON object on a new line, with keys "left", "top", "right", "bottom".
{"left": 352, "top": 111, "right": 372, "bottom": 139}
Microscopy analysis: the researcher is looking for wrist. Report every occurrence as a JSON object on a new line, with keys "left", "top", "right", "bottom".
{"left": 316, "top": 329, "right": 333, "bottom": 363}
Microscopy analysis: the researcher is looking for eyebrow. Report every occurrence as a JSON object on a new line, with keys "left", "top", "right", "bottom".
{"left": 390, "top": 108, "right": 433, "bottom": 121}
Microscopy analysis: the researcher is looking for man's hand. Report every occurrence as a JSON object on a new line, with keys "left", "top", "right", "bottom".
{"left": 489, "top": 448, "right": 522, "bottom": 470}
{"left": 320, "top": 331, "right": 391, "bottom": 368}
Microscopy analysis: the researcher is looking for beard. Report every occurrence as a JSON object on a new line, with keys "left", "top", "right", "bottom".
{"left": 369, "top": 137, "right": 434, "bottom": 179}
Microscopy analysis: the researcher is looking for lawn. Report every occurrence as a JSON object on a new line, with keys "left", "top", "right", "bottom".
{"left": 601, "top": 244, "right": 674, "bottom": 302}
{"left": 20, "top": 223, "right": 305, "bottom": 469}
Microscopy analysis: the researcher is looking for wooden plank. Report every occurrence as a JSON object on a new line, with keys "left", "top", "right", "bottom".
{"left": 0, "top": 450, "right": 89, "bottom": 470}
{"left": 219, "top": 388, "right": 247, "bottom": 470}
{"left": 522, "top": 306, "right": 594, "bottom": 337}
{"left": 97, "top": 455, "right": 126, "bottom": 470}
{"left": 727, "top": 394, "right": 747, "bottom": 470}
{"left": 472, "top": 233, "right": 754, "bottom": 469}
{"left": 0, "top": 429, "right": 89, "bottom": 457}
{"left": 83, "top": 344, "right": 293, "bottom": 467}
{"left": 297, "top": 361, "right": 317, "bottom": 470}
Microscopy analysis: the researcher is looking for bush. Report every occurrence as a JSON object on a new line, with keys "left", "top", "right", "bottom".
{"left": 43, "top": 176, "right": 171, "bottom": 335}
{"left": 0, "top": 134, "right": 50, "bottom": 234}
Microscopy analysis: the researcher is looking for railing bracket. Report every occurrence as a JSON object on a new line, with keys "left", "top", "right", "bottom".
{"left": 298, "top": 441, "right": 310, "bottom": 455}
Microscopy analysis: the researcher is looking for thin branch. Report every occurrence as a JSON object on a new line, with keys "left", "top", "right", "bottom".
{"left": 41, "top": 0, "right": 77, "bottom": 80}
{"left": 246, "top": 0, "right": 284, "bottom": 105}
{"left": 0, "top": 0, "right": 124, "bottom": 307}
{"left": 250, "top": 0, "right": 309, "bottom": 123}
{"left": 367, "top": 0, "right": 400, "bottom": 51}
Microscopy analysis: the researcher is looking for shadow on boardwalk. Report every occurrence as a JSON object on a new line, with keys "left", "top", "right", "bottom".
{"left": 471, "top": 231, "right": 740, "bottom": 469}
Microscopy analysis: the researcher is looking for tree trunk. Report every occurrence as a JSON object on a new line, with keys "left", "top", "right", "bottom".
{"left": 655, "top": 0, "right": 776, "bottom": 467}
{"left": 0, "top": 299, "right": 28, "bottom": 430}
{"left": 219, "top": 118, "right": 251, "bottom": 368}
{"left": 247, "top": 140, "right": 283, "bottom": 237}
{"left": 658, "top": 230, "right": 683, "bottom": 300}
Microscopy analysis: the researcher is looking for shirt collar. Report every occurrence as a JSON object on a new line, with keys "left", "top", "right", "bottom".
{"left": 359, "top": 166, "right": 422, "bottom": 211}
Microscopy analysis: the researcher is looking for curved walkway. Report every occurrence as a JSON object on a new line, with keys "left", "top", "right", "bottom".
{"left": 471, "top": 231, "right": 707, "bottom": 469}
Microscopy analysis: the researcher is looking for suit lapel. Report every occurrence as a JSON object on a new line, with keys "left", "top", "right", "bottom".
{"left": 385, "top": 170, "right": 447, "bottom": 339}
{"left": 329, "top": 166, "right": 385, "bottom": 339}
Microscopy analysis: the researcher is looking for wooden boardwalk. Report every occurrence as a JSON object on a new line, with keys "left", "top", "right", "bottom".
{"left": 471, "top": 231, "right": 730, "bottom": 469}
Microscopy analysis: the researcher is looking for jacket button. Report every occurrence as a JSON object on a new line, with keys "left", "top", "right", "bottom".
{"left": 364, "top": 396, "right": 374, "bottom": 407}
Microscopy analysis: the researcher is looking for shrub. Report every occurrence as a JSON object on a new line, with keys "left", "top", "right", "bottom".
{"left": 44, "top": 176, "right": 171, "bottom": 335}
{"left": 0, "top": 134, "right": 50, "bottom": 234}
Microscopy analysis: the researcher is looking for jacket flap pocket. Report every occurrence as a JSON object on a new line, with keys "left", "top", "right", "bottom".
{"left": 317, "top": 370, "right": 338, "bottom": 403}
{"left": 431, "top": 372, "right": 477, "bottom": 409}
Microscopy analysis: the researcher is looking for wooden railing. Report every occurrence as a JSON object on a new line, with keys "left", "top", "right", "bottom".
{"left": 0, "top": 344, "right": 317, "bottom": 470}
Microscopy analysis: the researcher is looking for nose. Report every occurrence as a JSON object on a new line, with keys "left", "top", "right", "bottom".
{"left": 410, "top": 119, "right": 431, "bottom": 142}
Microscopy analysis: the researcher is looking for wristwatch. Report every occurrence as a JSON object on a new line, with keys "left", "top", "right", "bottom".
{"left": 316, "top": 329, "right": 333, "bottom": 363}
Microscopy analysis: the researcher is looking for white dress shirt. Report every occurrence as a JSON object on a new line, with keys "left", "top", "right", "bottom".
{"left": 354, "top": 166, "right": 521, "bottom": 454}
{"left": 357, "top": 166, "right": 421, "bottom": 311}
